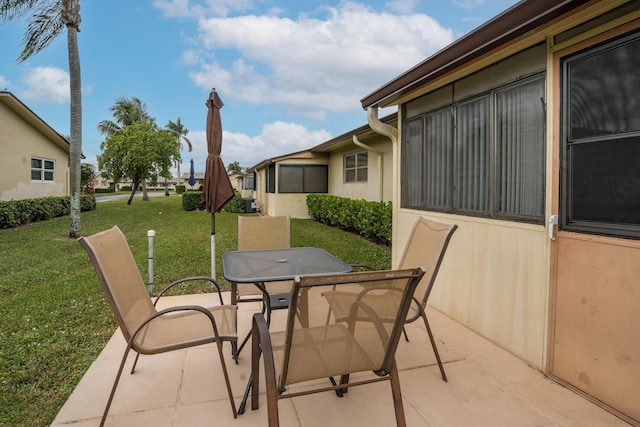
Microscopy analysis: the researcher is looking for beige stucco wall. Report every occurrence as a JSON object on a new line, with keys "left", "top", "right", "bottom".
{"left": 0, "top": 102, "right": 69, "bottom": 201}
{"left": 387, "top": 0, "right": 639, "bottom": 370}
{"left": 326, "top": 138, "right": 393, "bottom": 202}
{"left": 394, "top": 210, "right": 548, "bottom": 367}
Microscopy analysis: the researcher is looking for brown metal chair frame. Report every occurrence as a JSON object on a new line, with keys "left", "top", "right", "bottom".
{"left": 250, "top": 267, "right": 425, "bottom": 427}
{"left": 233, "top": 215, "right": 292, "bottom": 355}
{"left": 330, "top": 218, "right": 457, "bottom": 382}
{"left": 78, "top": 226, "right": 238, "bottom": 426}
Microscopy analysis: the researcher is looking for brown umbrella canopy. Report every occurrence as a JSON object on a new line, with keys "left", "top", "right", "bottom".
{"left": 202, "top": 89, "right": 234, "bottom": 213}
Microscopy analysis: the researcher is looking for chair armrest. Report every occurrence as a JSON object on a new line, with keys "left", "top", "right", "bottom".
{"left": 154, "top": 276, "right": 225, "bottom": 307}
{"left": 251, "top": 313, "right": 278, "bottom": 415}
{"left": 129, "top": 305, "right": 222, "bottom": 351}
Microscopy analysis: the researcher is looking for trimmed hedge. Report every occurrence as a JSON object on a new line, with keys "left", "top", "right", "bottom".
{"left": 182, "top": 191, "right": 245, "bottom": 213}
{"left": 0, "top": 195, "right": 96, "bottom": 229}
{"left": 175, "top": 185, "right": 186, "bottom": 194}
{"left": 306, "top": 194, "right": 392, "bottom": 245}
{"left": 223, "top": 193, "right": 244, "bottom": 213}
{"left": 182, "top": 191, "right": 203, "bottom": 211}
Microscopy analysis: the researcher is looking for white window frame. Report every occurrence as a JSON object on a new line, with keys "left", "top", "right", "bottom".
{"left": 31, "top": 157, "right": 56, "bottom": 182}
{"left": 344, "top": 150, "right": 368, "bottom": 183}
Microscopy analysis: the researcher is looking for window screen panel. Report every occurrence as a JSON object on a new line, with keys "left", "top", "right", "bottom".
{"left": 278, "top": 165, "right": 303, "bottom": 193}
{"left": 403, "top": 118, "right": 424, "bottom": 207}
{"left": 496, "top": 78, "right": 545, "bottom": 217}
{"left": 425, "top": 109, "right": 452, "bottom": 209}
{"left": 568, "top": 35, "right": 640, "bottom": 140}
{"left": 456, "top": 97, "right": 491, "bottom": 212}
{"left": 569, "top": 136, "right": 640, "bottom": 225}
{"left": 303, "top": 165, "right": 328, "bottom": 193}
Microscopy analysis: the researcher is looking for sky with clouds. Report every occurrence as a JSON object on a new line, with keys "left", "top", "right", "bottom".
{"left": 0, "top": 0, "right": 518, "bottom": 175}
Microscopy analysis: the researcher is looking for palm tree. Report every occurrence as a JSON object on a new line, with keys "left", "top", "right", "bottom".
{"left": 1, "top": 0, "right": 83, "bottom": 238}
{"left": 98, "top": 96, "right": 154, "bottom": 200}
{"left": 98, "top": 96, "right": 153, "bottom": 135}
{"left": 227, "top": 161, "right": 242, "bottom": 174}
{"left": 165, "top": 117, "right": 191, "bottom": 186}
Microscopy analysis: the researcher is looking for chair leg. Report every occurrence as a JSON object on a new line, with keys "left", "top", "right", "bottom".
{"left": 130, "top": 352, "right": 140, "bottom": 374}
{"left": 421, "top": 311, "right": 447, "bottom": 382}
{"left": 215, "top": 339, "right": 238, "bottom": 418}
{"left": 402, "top": 326, "right": 409, "bottom": 342}
{"left": 389, "top": 362, "right": 407, "bottom": 427}
{"left": 101, "top": 344, "right": 133, "bottom": 427}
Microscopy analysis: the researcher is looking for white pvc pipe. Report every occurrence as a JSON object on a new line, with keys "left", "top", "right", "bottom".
{"left": 147, "top": 230, "right": 155, "bottom": 295}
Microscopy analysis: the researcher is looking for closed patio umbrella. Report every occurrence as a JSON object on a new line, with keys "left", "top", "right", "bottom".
{"left": 202, "top": 88, "right": 234, "bottom": 279}
{"left": 188, "top": 158, "right": 196, "bottom": 188}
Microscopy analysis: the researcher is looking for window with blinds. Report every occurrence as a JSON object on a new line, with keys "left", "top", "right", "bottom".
{"left": 402, "top": 75, "right": 545, "bottom": 222}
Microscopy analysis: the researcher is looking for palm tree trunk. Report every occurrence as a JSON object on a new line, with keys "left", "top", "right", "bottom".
{"left": 65, "top": 1, "right": 82, "bottom": 238}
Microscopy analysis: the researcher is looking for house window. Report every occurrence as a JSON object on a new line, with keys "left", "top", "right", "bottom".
{"left": 344, "top": 151, "right": 368, "bottom": 182}
{"left": 243, "top": 175, "right": 254, "bottom": 190}
{"left": 402, "top": 75, "right": 546, "bottom": 222}
{"left": 561, "top": 30, "right": 640, "bottom": 238}
{"left": 278, "top": 164, "right": 328, "bottom": 193}
{"left": 31, "top": 157, "right": 55, "bottom": 182}
{"left": 266, "top": 164, "right": 276, "bottom": 193}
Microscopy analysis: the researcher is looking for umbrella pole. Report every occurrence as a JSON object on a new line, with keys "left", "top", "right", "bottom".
{"left": 211, "top": 213, "right": 216, "bottom": 280}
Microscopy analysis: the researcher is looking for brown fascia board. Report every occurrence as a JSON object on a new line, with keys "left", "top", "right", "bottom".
{"left": 360, "top": 0, "right": 593, "bottom": 109}
{"left": 310, "top": 111, "right": 398, "bottom": 153}
{"left": 247, "top": 149, "right": 319, "bottom": 172}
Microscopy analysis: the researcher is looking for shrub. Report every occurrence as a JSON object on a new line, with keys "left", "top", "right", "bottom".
{"left": 0, "top": 195, "right": 96, "bottom": 229}
{"left": 306, "top": 194, "right": 392, "bottom": 245}
{"left": 120, "top": 185, "right": 132, "bottom": 192}
{"left": 182, "top": 191, "right": 203, "bottom": 211}
{"left": 223, "top": 192, "right": 244, "bottom": 213}
{"left": 94, "top": 188, "right": 112, "bottom": 194}
{"left": 175, "top": 185, "right": 186, "bottom": 194}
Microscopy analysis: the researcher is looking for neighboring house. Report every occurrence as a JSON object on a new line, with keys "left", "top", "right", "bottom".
{"left": 250, "top": 150, "right": 329, "bottom": 218}
{"left": 228, "top": 172, "right": 254, "bottom": 198}
{"left": 248, "top": 113, "right": 397, "bottom": 218}
{"left": 310, "top": 113, "right": 396, "bottom": 203}
{"left": 0, "top": 91, "right": 70, "bottom": 201}
{"left": 361, "top": 0, "right": 639, "bottom": 423}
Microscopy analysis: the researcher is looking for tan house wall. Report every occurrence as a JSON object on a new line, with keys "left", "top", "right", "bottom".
{"left": 0, "top": 98, "right": 69, "bottom": 201}
{"left": 326, "top": 138, "right": 393, "bottom": 202}
{"left": 389, "top": 0, "right": 639, "bottom": 371}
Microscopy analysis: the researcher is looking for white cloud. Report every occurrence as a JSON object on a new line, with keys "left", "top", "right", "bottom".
{"left": 181, "top": 121, "right": 332, "bottom": 172}
{"left": 386, "top": 0, "right": 419, "bottom": 14}
{"left": 452, "top": 0, "right": 484, "bottom": 9}
{"left": 154, "top": 0, "right": 255, "bottom": 18}
{"left": 20, "top": 66, "right": 70, "bottom": 103}
{"left": 0, "top": 75, "right": 10, "bottom": 89}
{"left": 188, "top": 2, "right": 453, "bottom": 118}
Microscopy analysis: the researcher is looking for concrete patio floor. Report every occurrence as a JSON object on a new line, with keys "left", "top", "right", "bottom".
{"left": 52, "top": 292, "right": 630, "bottom": 427}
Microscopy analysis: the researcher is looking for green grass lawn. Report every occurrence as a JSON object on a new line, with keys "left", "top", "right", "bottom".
{"left": 0, "top": 196, "right": 390, "bottom": 426}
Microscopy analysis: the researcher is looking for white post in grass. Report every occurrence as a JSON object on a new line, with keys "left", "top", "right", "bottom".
{"left": 148, "top": 230, "right": 155, "bottom": 295}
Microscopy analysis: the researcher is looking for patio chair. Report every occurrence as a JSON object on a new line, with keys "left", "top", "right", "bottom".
{"left": 234, "top": 215, "right": 292, "bottom": 302}
{"left": 249, "top": 267, "right": 425, "bottom": 427}
{"left": 236, "top": 215, "right": 293, "bottom": 311}
{"left": 324, "top": 218, "right": 457, "bottom": 381}
{"left": 78, "top": 226, "right": 238, "bottom": 426}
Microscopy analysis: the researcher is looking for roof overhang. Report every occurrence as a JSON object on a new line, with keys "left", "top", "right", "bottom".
{"left": 360, "top": 0, "right": 594, "bottom": 109}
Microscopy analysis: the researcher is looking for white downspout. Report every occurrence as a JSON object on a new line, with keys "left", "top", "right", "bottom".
{"left": 352, "top": 134, "right": 383, "bottom": 201}
{"left": 367, "top": 106, "right": 400, "bottom": 266}
{"left": 367, "top": 107, "right": 398, "bottom": 145}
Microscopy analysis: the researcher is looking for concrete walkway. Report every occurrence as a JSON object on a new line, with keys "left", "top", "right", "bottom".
{"left": 52, "top": 293, "right": 630, "bottom": 427}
